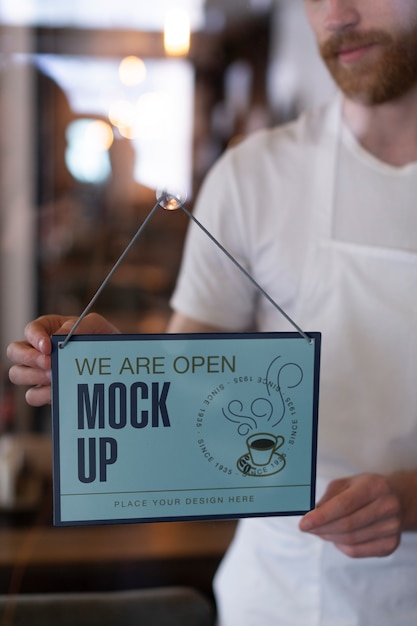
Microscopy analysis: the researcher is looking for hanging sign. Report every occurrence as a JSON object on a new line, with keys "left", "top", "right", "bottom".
{"left": 51, "top": 331, "right": 320, "bottom": 526}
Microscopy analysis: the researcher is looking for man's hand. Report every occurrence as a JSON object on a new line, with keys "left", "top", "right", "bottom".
{"left": 299, "top": 473, "right": 405, "bottom": 558}
{"left": 7, "top": 313, "right": 120, "bottom": 406}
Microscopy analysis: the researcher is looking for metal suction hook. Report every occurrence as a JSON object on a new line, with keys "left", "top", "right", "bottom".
{"left": 156, "top": 189, "right": 187, "bottom": 211}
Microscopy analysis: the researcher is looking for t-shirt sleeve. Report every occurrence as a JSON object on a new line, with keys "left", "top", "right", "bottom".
{"left": 170, "top": 148, "right": 258, "bottom": 331}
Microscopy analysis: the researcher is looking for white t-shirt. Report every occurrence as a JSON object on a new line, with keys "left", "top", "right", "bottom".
{"left": 171, "top": 98, "right": 417, "bottom": 626}
{"left": 334, "top": 123, "right": 417, "bottom": 252}
{"left": 172, "top": 103, "right": 417, "bottom": 334}
{"left": 172, "top": 108, "right": 315, "bottom": 333}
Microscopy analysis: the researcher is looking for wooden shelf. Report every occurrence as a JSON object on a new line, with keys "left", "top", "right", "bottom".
{"left": 0, "top": 520, "right": 236, "bottom": 566}
{"left": 0, "top": 520, "right": 236, "bottom": 596}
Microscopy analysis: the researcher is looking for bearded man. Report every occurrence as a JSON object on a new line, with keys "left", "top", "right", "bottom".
{"left": 7, "top": 1, "right": 417, "bottom": 624}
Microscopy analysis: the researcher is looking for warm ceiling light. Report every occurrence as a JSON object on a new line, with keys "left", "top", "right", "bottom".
{"left": 119, "top": 55, "right": 147, "bottom": 86}
{"left": 164, "top": 8, "right": 190, "bottom": 56}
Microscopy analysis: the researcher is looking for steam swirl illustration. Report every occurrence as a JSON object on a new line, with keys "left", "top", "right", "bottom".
{"left": 222, "top": 398, "right": 273, "bottom": 436}
{"left": 222, "top": 356, "right": 304, "bottom": 436}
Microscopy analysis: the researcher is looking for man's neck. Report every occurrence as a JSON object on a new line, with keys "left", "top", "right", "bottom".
{"left": 342, "top": 86, "right": 417, "bottom": 167}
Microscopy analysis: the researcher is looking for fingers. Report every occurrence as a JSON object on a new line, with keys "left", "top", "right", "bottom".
{"left": 311, "top": 512, "right": 401, "bottom": 557}
{"left": 7, "top": 314, "right": 76, "bottom": 407}
{"left": 7, "top": 313, "right": 118, "bottom": 371}
{"left": 301, "top": 474, "right": 396, "bottom": 527}
{"left": 25, "top": 384, "right": 54, "bottom": 408}
{"left": 7, "top": 340, "right": 50, "bottom": 373}
{"left": 45, "top": 312, "right": 120, "bottom": 338}
{"left": 8, "top": 340, "right": 53, "bottom": 401}
{"left": 299, "top": 473, "right": 402, "bottom": 558}
{"left": 304, "top": 493, "right": 400, "bottom": 537}
{"left": 7, "top": 313, "right": 121, "bottom": 408}
{"left": 9, "top": 360, "right": 51, "bottom": 387}
{"left": 74, "top": 312, "right": 121, "bottom": 335}
{"left": 7, "top": 315, "right": 75, "bottom": 387}
{"left": 8, "top": 348, "right": 53, "bottom": 406}
{"left": 335, "top": 535, "right": 401, "bottom": 559}
{"left": 23, "top": 315, "right": 77, "bottom": 354}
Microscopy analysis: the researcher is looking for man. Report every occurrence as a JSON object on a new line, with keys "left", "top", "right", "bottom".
{"left": 7, "top": 0, "right": 417, "bottom": 623}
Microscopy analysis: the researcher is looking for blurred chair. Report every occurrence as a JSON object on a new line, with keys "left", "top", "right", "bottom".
{"left": 0, "top": 587, "right": 215, "bottom": 626}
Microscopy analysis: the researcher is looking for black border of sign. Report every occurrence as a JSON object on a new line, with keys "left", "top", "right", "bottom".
{"left": 51, "top": 331, "right": 321, "bottom": 527}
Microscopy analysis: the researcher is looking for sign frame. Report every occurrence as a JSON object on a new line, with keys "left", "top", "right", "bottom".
{"left": 51, "top": 331, "right": 321, "bottom": 526}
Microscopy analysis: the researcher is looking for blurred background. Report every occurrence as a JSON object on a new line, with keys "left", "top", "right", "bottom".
{"left": 0, "top": 0, "right": 334, "bottom": 605}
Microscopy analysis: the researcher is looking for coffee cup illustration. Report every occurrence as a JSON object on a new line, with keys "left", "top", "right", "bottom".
{"left": 246, "top": 433, "right": 284, "bottom": 466}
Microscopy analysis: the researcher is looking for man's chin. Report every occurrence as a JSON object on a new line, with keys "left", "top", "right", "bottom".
{"left": 337, "top": 79, "right": 417, "bottom": 106}
{"left": 327, "top": 72, "right": 375, "bottom": 104}
{"left": 337, "top": 86, "right": 379, "bottom": 106}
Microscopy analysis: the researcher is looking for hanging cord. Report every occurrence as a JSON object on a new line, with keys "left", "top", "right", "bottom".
{"left": 60, "top": 192, "right": 312, "bottom": 348}
{"left": 59, "top": 201, "right": 160, "bottom": 348}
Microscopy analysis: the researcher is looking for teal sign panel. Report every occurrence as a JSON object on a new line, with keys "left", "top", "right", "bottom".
{"left": 51, "top": 332, "right": 321, "bottom": 526}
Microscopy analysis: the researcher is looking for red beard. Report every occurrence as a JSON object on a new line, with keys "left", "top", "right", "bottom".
{"left": 320, "top": 27, "right": 417, "bottom": 104}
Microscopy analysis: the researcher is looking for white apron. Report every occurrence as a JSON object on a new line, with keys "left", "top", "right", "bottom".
{"left": 214, "top": 100, "right": 417, "bottom": 625}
